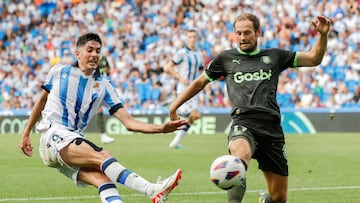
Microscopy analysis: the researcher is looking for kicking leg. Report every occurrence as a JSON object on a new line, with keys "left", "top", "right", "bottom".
{"left": 60, "top": 138, "right": 181, "bottom": 203}
{"left": 226, "top": 137, "right": 252, "bottom": 203}
{"left": 78, "top": 168, "right": 123, "bottom": 203}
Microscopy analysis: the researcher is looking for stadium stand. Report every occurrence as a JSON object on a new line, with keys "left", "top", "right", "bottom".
{"left": 0, "top": 0, "right": 359, "bottom": 110}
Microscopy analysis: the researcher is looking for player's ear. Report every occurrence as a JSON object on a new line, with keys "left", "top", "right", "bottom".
{"left": 255, "top": 28, "right": 262, "bottom": 38}
{"left": 75, "top": 49, "right": 80, "bottom": 59}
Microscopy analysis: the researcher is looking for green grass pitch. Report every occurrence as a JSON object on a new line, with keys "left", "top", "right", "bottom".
{"left": 1, "top": 132, "right": 360, "bottom": 203}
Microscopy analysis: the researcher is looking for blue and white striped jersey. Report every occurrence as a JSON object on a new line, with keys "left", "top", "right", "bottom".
{"left": 37, "top": 64, "right": 123, "bottom": 134}
{"left": 172, "top": 47, "right": 203, "bottom": 93}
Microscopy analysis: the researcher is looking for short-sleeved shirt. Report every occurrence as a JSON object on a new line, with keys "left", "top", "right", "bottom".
{"left": 37, "top": 64, "right": 123, "bottom": 134}
{"left": 172, "top": 47, "right": 204, "bottom": 94}
{"left": 205, "top": 48, "right": 297, "bottom": 120}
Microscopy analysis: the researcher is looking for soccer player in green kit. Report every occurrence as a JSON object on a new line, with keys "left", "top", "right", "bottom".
{"left": 97, "top": 55, "right": 116, "bottom": 143}
{"left": 168, "top": 13, "right": 331, "bottom": 203}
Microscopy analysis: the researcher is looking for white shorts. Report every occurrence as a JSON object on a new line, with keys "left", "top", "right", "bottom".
{"left": 177, "top": 95, "right": 199, "bottom": 116}
{"left": 39, "top": 126, "right": 86, "bottom": 186}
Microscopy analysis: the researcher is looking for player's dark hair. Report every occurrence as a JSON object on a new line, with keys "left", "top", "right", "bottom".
{"left": 187, "top": 29, "right": 198, "bottom": 34}
{"left": 186, "top": 29, "right": 199, "bottom": 37}
{"left": 233, "top": 13, "right": 260, "bottom": 31}
{"left": 76, "top": 32, "right": 102, "bottom": 48}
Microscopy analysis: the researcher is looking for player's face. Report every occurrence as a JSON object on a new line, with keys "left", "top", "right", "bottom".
{"left": 186, "top": 31, "right": 198, "bottom": 50}
{"left": 76, "top": 40, "right": 101, "bottom": 75}
{"left": 234, "top": 20, "right": 260, "bottom": 52}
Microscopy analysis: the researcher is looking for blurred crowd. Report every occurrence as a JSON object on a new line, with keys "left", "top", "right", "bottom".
{"left": 0, "top": 0, "right": 360, "bottom": 110}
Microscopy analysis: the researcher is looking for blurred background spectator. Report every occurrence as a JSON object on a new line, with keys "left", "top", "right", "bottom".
{"left": 0, "top": 0, "right": 359, "bottom": 110}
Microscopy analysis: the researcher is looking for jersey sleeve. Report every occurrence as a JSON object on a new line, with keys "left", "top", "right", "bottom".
{"left": 172, "top": 49, "right": 185, "bottom": 65}
{"left": 199, "top": 52, "right": 204, "bottom": 70}
{"left": 41, "top": 64, "right": 61, "bottom": 92}
{"left": 204, "top": 52, "right": 226, "bottom": 81}
{"left": 274, "top": 49, "right": 297, "bottom": 70}
{"left": 102, "top": 80, "right": 124, "bottom": 115}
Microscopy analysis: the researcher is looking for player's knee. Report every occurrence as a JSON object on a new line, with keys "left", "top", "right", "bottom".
{"left": 99, "top": 149, "right": 111, "bottom": 158}
{"left": 194, "top": 113, "right": 201, "bottom": 120}
{"left": 189, "top": 115, "right": 200, "bottom": 124}
{"left": 229, "top": 139, "right": 252, "bottom": 163}
{"left": 194, "top": 112, "right": 201, "bottom": 120}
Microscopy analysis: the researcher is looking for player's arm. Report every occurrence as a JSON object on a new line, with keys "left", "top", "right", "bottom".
{"left": 169, "top": 73, "right": 210, "bottom": 120}
{"left": 20, "top": 90, "right": 48, "bottom": 157}
{"left": 164, "top": 61, "right": 189, "bottom": 84}
{"left": 297, "top": 16, "right": 331, "bottom": 67}
{"left": 112, "top": 108, "right": 188, "bottom": 133}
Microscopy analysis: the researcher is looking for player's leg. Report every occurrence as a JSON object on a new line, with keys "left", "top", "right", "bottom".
{"left": 60, "top": 137, "right": 182, "bottom": 203}
{"left": 227, "top": 138, "right": 252, "bottom": 203}
{"left": 169, "top": 120, "right": 189, "bottom": 148}
{"left": 97, "top": 107, "right": 114, "bottom": 144}
{"left": 188, "top": 109, "right": 201, "bottom": 124}
{"left": 256, "top": 124, "right": 288, "bottom": 203}
{"left": 260, "top": 171, "right": 288, "bottom": 203}
{"left": 169, "top": 100, "right": 199, "bottom": 148}
{"left": 226, "top": 125, "right": 255, "bottom": 203}
{"left": 78, "top": 168, "right": 123, "bottom": 203}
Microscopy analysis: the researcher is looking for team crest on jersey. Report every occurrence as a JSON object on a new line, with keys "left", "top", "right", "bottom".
{"left": 261, "top": 56, "right": 271, "bottom": 64}
{"left": 92, "top": 82, "right": 100, "bottom": 96}
{"left": 93, "top": 82, "right": 100, "bottom": 88}
{"left": 61, "top": 72, "right": 68, "bottom": 78}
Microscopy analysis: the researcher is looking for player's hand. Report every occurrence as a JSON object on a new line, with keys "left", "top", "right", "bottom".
{"left": 19, "top": 133, "right": 33, "bottom": 157}
{"left": 161, "top": 119, "right": 188, "bottom": 133}
{"left": 312, "top": 16, "right": 331, "bottom": 36}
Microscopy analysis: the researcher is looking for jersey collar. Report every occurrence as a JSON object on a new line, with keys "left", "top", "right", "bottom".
{"left": 186, "top": 46, "right": 196, "bottom": 51}
{"left": 237, "top": 47, "right": 260, "bottom": 55}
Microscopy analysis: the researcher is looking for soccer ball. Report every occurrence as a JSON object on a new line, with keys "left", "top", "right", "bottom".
{"left": 209, "top": 155, "right": 246, "bottom": 190}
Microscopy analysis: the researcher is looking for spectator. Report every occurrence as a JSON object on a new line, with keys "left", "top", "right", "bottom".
{"left": 0, "top": 0, "right": 360, "bottom": 110}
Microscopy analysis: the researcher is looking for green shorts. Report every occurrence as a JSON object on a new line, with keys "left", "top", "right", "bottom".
{"left": 228, "top": 118, "right": 288, "bottom": 176}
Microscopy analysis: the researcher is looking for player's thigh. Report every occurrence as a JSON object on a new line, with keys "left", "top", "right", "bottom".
{"left": 263, "top": 171, "right": 288, "bottom": 201}
{"left": 60, "top": 138, "right": 111, "bottom": 167}
{"left": 39, "top": 127, "right": 83, "bottom": 167}
{"left": 228, "top": 138, "right": 253, "bottom": 164}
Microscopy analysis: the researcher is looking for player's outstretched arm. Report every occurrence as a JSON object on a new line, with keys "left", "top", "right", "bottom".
{"left": 113, "top": 108, "right": 188, "bottom": 133}
{"left": 169, "top": 73, "right": 210, "bottom": 121}
{"left": 19, "top": 90, "right": 48, "bottom": 157}
{"left": 164, "top": 61, "right": 189, "bottom": 85}
{"left": 297, "top": 16, "right": 331, "bottom": 67}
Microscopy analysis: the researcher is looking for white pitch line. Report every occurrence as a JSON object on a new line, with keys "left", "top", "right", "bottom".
{"left": 1, "top": 185, "right": 360, "bottom": 202}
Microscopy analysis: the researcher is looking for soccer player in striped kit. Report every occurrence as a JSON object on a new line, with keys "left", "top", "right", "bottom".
{"left": 164, "top": 29, "right": 204, "bottom": 149}
{"left": 19, "top": 32, "right": 187, "bottom": 203}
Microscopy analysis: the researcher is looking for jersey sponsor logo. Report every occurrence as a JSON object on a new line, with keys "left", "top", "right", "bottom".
{"left": 233, "top": 69, "right": 272, "bottom": 83}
